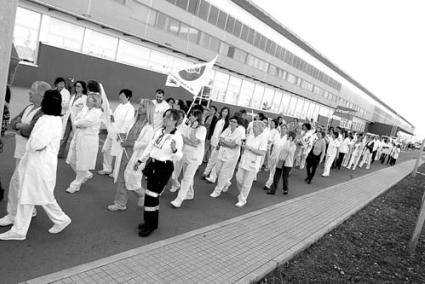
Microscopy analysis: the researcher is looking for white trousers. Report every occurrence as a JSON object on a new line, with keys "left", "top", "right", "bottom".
{"left": 69, "top": 164, "right": 92, "bottom": 190}
{"left": 359, "top": 150, "right": 372, "bottom": 169}
{"left": 236, "top": 167, "right": 256, "bottom": 204}
{"left": 172, "top": 157, "right": 199, "bottom": 206}
{"left": 212, "top": 158, "right": 238, "bottom": 194}
{"left": 322, "top": 153, "right": 336, "bottom": 176}
{"left": 265, "top": 158, "right": 278, "bottom": 188}
{"left": 102, "top": 137, "right": 114, "bottom": 172}
{"left": 342, "top": 149, "right": 352, "bottom": 167}
{"left": 5, "top": 165, "right": 20, "bottom": 221}
{"left": 347, "top": 153, "right": 361, "bottom": 169}
{"left": 11, "top": 202, "right": 69, "bottom": 236}
{"left": 203, "top": 147, "right": 219, "bottom": 176}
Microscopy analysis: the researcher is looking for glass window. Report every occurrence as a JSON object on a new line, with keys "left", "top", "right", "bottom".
{"left": 217, "top": 10, "right": 227, "bottom": 29}
{"left": 246, "top": 54, "right": 255, "bottom": 67}
{"left": 147, "top": 10, "right": 157, "bottom": 26}
{"left": 208, "top": 36, "right": 220, "bottom": 52}
{"left": 208, "top": 5, "right": 219, "bottom": 25}
{"left": 176, "top": 0, "right": 188, "bottom": 9}
{"left": 303, "top": 101, "right": 311, "bottom": 118}
{"left": 219, "top": 42, "right": 230, "bottom": 56}
{"left": 261, "top": 88, "right": 274, "bottom": 111}
{"left": 237, "top": 80, "right": 255, "bottom": 107}
{"left": 82, "top": 29, "right": 118, "bottom": 60}
{"left": 247, "top": 28, "right": 255, "bottom": 44}
{"left": 271, "top": 91, "right": 282, "bottom": 113}
{"left": 268, "top": 64, "right": 277, "bottom": 76}
{"left": 225, "top": 76, "right": 242, "bottom": 105}
{"left": 40, "top": 17, "right": 84, "bottom": 52}
{"left": 13, "top": 7, "right": 41, "bottom": 62}
{"left": 254, "top": 32, "right": 261, "bottom": 48}
{"left": 301, "top": 80, "right": 313, "bottom": 91}
{"left": 287, "top": 96, "right": 297, "bottom": 117}
{"left": 167, "top": 18, "right": 180, "bottom": 36}
{"left": 197, "top": 0, "right": 210, "bottom": 20}
{"left": 187, "top": 0, "right": 199, "bottom": 14}
{"left": 187, "top": 27, "right": 199, "bottom": 43}
{"left": 250, "top": 84, "right": 265, "bottom": 109}
{"left": 259, "top": 35, "right": 266, "bottom": 51}
{"left": 294, "top": 98, "right": 305, "bottom": 118}
{"left": 233, "top": 49, "right": 247, "bottom": 63}
{"left": 148, "top": 50, "right": 173, "bottom": 73}
{"left": 287, "top": 73, "right": 297, "bottom": 84}
{"left": 279, "top": 93, "right": 291, "bottom": 114}
{"left": 225, "top": 16, "right": 235, "bottom": 33}
{"left": 233, "top": 20, "right": 242, "bottom": 37}
{"left": 241, "top": 25, "right": 249, "bottom": 41}
{"left": 154, "top": 12, "right": 168, "bottom": 30}
{"left": 211, "top": 71, "right": 229, "bottom": 102}
{"left": 269, "top": 41, "right": 276, "bottom": 56}
{"left": 117, "top": 39, "right": 150, "bottom": 68}
{"left": 178, "top": 23, "right": 190, "bottom": 40}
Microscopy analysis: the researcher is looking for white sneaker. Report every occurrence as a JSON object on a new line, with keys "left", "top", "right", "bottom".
{"left": 235, "top": 201, "right": 246, "bottom": 208}
{"left": 0, "top": 230, "right": 26, "bottom": 241}
{"left": 108, "top": 173, "right": 114, "bottom": 178}
{"left": 82, "top": 172, "right": 93, "bottom": 183}
{"left": 107, "top": 204, "right": 127, "bottom": 212}
{"left": 98, "top": 170, "right": 112, "bottom": 175}
{"left": 222, "top": 182, "right": 231, "bottom": 193}
{"left": 66, "top": 187, "right": 80, "bottom": 193}
{"left": 170, "top": 185, "right": 179, "bottom": 193}
{"left": 48, "top": 217, "right": 71, "bottom": 234}
{"left": 0, "top": 215, "right": 14, "bottom": 227}
{"left": 170, "top": 200, "right": 181, "bottom": 208}
{"left": 210, "top": 191, "right": 220, "bottom": 198}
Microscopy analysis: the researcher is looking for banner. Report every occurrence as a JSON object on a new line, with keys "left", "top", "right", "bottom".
{"left": 333, "top": 105, "right": 356, "bottom": 120}
{"left": 165, "top": 56, "right": 217, "bottom": 96}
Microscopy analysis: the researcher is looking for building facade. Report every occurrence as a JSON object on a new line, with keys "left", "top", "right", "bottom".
{"left": 11, "top": 0, "right": 414, "bottom": 135}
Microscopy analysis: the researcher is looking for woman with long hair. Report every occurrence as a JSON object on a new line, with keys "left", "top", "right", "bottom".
{"left": 203, "top": 107, "right": 230, "bottom": 181}
{"left": 170, "top": 109, "right": 207, "bottom": 208}
{"left": 107, "top": 99, "right": 155, "bottom": 211}
{"left": 65, "top": 93, "right": 103, "bottom": 193}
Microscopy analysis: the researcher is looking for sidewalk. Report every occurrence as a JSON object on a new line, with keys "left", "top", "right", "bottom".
{"left": 26, "top": 159, "right": 418, "bottom": 284}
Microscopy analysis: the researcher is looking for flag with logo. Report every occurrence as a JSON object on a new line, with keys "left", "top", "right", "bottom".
{"left": 165, "top": 56, "right": 217, "bottom": 96}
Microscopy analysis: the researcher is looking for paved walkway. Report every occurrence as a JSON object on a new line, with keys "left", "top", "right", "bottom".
{"left": 26, "top": 159, "right": 418, "bottom": 284}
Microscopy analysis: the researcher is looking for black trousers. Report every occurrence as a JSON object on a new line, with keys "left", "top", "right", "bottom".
{"left": 306, "top": 152, "right": 320, "bottom": 182}
{"left": 371, "top": 151, "right": 377, "bottom": 164}
{"left": 270, "top": 166, "right": 291, "bottom": 193}
{"left": 58, "top": 118, "right": 72, "bottom": 158}
{"left": 380, "top": 153, "right": 387, "bottom": 164}
{"left": 143, "top": 159, "right": 174, "bottom": 230}
{"left": 335, "top": 152, "right": 345, "bottom": 169}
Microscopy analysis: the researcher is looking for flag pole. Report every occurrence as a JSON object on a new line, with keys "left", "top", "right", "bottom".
{"left": 184, "top": 86, "right": 204, "bottom": 121}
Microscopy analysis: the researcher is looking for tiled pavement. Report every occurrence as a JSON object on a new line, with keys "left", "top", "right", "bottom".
{"left": 26, "top": 159, "right": 418, "bottom": 284}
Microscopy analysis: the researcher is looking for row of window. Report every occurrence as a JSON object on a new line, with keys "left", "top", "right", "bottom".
{"left": 165, "top": 0, "right": 342, "bottom": 91}
{"left": 13, "top": 6, "right": 367, "bottom": 130}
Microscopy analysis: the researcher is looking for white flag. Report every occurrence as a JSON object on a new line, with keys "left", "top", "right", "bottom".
{"left": 165, "top": 56, "right": 217, "bottom": 96}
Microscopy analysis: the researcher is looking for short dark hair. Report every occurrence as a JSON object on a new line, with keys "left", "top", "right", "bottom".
{"left": 5, "top": 85, "right": 11, "bottom": 103}
{"left": 303, "top": 123, "right": 312, "bottom": 130}
{"left": 192, "top": 104, "right": 204, "bottom": 113}
{"left": 166, "top": 98, "right": 175, "bottom": 104}
{"left": 288, "top": 131, "right": 296, "bottom": 141}
{"left": 155, "top": 89, "right": 165, "bottom": 95}
{"left": 74, "top": 80, "right": 87, "bottom": 95}
{"left": 210, "top": 105, "right": 217, "bottom": 112}
{"left": 229, "top": 115, "right": 240, "bottom": 125}
{"left": 190, "top": 109, "right": 203, "bottom": 125}
{"left": 87, "top": 80, "right": 101, "bottom": 93}
{"left": 54, "top": 77, "right": 66, "bottom": 86}
{"left": 119, "top": 89, "right": 132, "bottom": 99}
{"left": 240, "top": 109, "right": 247, "bottom": 114}
{"left": 166, "top": 108, "right": 180, "bottom": 126}
{"left": 41, "top": 89, "right": 62, "bottom": 116}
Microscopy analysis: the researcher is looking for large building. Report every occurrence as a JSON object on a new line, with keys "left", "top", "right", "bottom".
{"left": 11, "top": 0, "right": 414, "bottom": 136}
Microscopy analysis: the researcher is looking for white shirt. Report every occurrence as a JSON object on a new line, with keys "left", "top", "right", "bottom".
{"left": 74, "top": 107, "right": 103, "bottom": 136}
{"left": 152, "top": 100, "right": 170, "bottom": 132}
{"left": 69, "top": 95, "right": 87, "bottom": 123}
{"left": 112, "top": 102, "right": 135, "bottom": 134}
{"left": 327, "top": 137, "right": 340, "bottom": 157}
{"left": 180, "top": 123, "right": 207, "bottom": 163}
{"left": 210, "top": 119, "right": 226, "bottom": 147}
{"left": 372, "top": 139, "right": 379, "bottom": 152}
{"left": 218, "top": 126, "right": 246, "bottom": 162}
{"left": 339, "top": 138, "right": 351, "bottom": 154}
{"left": 270, "top": 133, "right": 288, "bottom": 159}
{"left": 60, "top": 88, "right": 71, "bottom": 116}
{"left": 279, "top": 140, "right": 297, "bottom": 167}
{"left": 239, "top": 132, "right": 268, "bottom": 171}
{"left": 391, "top": 147, "right": 400, "bottom": 159}
{"left": 140, "top": 128, "right": 183, "bottom": 162}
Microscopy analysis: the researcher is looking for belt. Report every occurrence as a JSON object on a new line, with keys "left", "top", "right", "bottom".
{"left": 151, "top": 158, "right": 172, "bottom": 164}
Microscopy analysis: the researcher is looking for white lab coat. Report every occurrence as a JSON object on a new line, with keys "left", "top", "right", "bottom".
{"left": 61, "top": 94, "right": 87, "bottom": 138}
{"left": 18, "top": 115, "right": 62, "bottom": 205}
{"left": 152, "top": 100, "right": 170, "bottom": 132}
{"left": 66, "top": 107, "right": 103, "bottom": 171}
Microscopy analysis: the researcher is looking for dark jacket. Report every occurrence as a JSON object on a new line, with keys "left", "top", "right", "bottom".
{"left": 10, "top": 104, "right": 44, "bottom": 138}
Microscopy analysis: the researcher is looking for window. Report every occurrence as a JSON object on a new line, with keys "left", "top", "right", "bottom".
{"left": 40, "top": 16, "right": 84, "bottom": 52}
{"left": 287, "top": 96, "right": 297, "bottom": 116}
{"left": 233, "top": 20, "right": 242, "bottom": 37}
{"left": 261, "top": 88, "right": 274, "bottom": 111}
{"left": 187, "top": 27, "right": 200, "bottom": 43}
{"left": 197, "top": 0, "right": 210, "bottom": 20}
{"left": 294, "top": 98, "right": 305, "bottom": 118}
{"left": 271, "top": 91, "right": 282, "bottom": 113}
{"left": 301, "top": 80, "right": 313, "bottom": 91}
{"left": 167, "top": 18, "right": 180, "bottom": 36}
{"left": 148, "top": 50, "right": 173, "bottom": 73}
{"left": 246, "top": 54, "right": 255, "bottom": 67}
{"left": 254, "top": 32, "right": 261, "bottom": 48}
{"left": 154, "top": 12, "right": 168, "bottom": 30}
{"left": 211, "top": 71, "right": 229, "bottom": 102}
{"left": 187, "top": 0, "right": 199, "bottom": 14}
{"left": 287, "top": 73, "right": 297, "bottom": 84}
{"left": 247, "top": 27, "right": 255, "bottom": 44}
{"left": 225, "top": 16, "right": 235, "bottom": 33}
{"left": 241, "top": 25, "right": 249, "bottom": 41}
{"left": 208, "top": 5, "right": 219, "bottom": 25}
{"left": 117, "top": 39, "right": 150, "bottom": 68}
{"left": 250, "top": 84, "right": 265, "bottom": 109}
{"left": 199, "top": 32, "right": 210, "bottom": 48}
{"left": 237, "top": 80, "right": 255, "bottom": 107}
{"left": 233, "top": 48, "right": 247, "bottom": 63}
{"left": 219, "top": 42, "right": 230, "bottom": 56}
{"left": 268, "top": 64, "right": 277, "bottom": 76}
{"left": 178, "top": 23, "right": 190, "bottom": 41}
{"left": 176, "top": 0, "right": 188, "bottom": 9}
{"left": 82, "top": 29, "right": 118, "bottom": 60}
{"left": 147, "top": 10, "right": 157, "bottom": 26}
{"left": 217, "top": 10, "right": 227, "bottom": 29}
{"left": 225, "top": 76, "right": 242, "bottom": 105}
{"left": 13, "top": 7, "right": 41, "bottom": 62}
{"left": 208, "top": 36, "right": 220, "bottom": 52}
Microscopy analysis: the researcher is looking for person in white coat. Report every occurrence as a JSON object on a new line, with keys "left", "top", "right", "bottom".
{"left": 0, "top": 90, "right": 71, "bottom": 240}
{"left": 58, "top": 80, "right": 87, "bottom": 158}
{"left": 170, "top": 109, "right": 207, "bottom": 208}
{"left": 152, "top": 89, "right": 170, "bottom": 132}
{"left": 203, "top": 107, "right": 230, "bottom": 182}
{"left": 210, "top": 116, "right": 246, "bottom": 198}
{"left": 0, "top": 81, "right": 50, "bottom": 227}
{"left": 66, "top": 93, "right": 103, "bottom": 193}
{"left": 107, "top": 99, "right": 155, "bottom": 211}
{"left": 322, "top": 130, "right": 340, "bottom": 177}
{"left": 235, "top": 121, "right": 267, "bottom": 207}
{"left": 264, "top": 123, "right": 288, "bottom": 191}
{"left": 99, "top": 89, "right": 135, "bottom": 176}
{"left": 54, "top": 77, "right": 70, "bottom": 116}
{"left": 299, "top": 123, "right": 314, "bottom": 169}
{"left": 347, "top": 134, "right": 365, "bottom": 170}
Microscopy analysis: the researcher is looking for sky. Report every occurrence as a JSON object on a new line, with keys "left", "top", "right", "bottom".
{"left": 251, "top": 0, "right": 425, "bottom": 139}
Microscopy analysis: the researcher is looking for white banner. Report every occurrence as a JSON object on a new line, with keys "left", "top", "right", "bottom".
{"left": 165, "top": 56, "right": 217, "bottom": 96}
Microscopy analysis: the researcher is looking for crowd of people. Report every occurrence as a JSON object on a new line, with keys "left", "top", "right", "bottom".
{"left": 0, "top": 78, "right": 403, "bottom": 240}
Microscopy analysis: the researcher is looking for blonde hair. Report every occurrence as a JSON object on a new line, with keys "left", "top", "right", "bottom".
{"left": 87, "top": 92, "right": 102, "bottom": 108}
{"left": 32, "top": 81, "right": 51, "bottom": 97}
{"left": 139, "top": 99, "right": 154, "bottom": 126}
{"left": 252, "top": 121, "right": 265, "bottom": 134}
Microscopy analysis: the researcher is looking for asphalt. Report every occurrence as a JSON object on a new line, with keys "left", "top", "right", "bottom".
{"left": 0, "top": 134, "right": 418, "bottom": 284}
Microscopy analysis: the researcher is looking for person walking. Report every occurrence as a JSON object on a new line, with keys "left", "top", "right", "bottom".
{"left": 0, "top": 90, "right": 71, "bottom": 241}
{"left": 336, "top": 131, "right": 350, "bottom": 170}
{"left": 347, "top": 135, "right": 364, "bottom": 170}
{"left": 322, "top": 130, "right": 339, "bottom": 177}
{"left": 305, "top": 131, "right": 326, "bottom": 184}
{"left": 107, "top": 99, "right": 155, "bottom": 211}
{"left": 264, "top": 123, "right": 288, "bottom": 191}
{"left": 152, "top": 89, "right": 170, "bottom": 132}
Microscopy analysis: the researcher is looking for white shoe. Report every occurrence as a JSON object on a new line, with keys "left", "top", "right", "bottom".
{"left": 82, "top": 172, "right": 93, "bottom": 183}
{"left": 107, "top": 204, "right": 127, "bottom": 212}
{"left": 98, "top": 170, "right": 112, "bottom": 175}
{"left": 66, "top": 187, "right": 80, "bottom": 193}
{"left": 205, "top": 176, "right": 216, "bottom": 183}
{"left": 0, "top": 230, "right": 26, "bottom": 241}
{"left": 0, "top": 215, "right": 14, "bottom": 227}
{"left": 48, "top": 217, "right": 71, "bottom": 234}
{"left": 222, "top": 182, "right": 231, "bottom": 193}
{"left": 210, "top": 191, "right": 220, "bottom": 198}
{"left": 170, "top": 185, "right": 179, "bottom": 193}
{"left": 108, "top": 173, "right": 114, "bottom": 178}
{"left": 170, "top": 200, "right": 181, "bottom": 208}
{"left": 235, "top": 201, "right": 246, "bottom": 208}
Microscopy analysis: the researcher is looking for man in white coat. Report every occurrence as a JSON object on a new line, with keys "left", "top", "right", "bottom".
{"left": 0, "top": 81, "right": 50, "bottom": 227}
{"left": 0, "top": 90, "right": 71, "bottom": 240}
{"left": 152, "top": 89, "right": 170, "bottom": 132}
{"left": 98, "top": 89, "right": 135, "bottom": 176}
